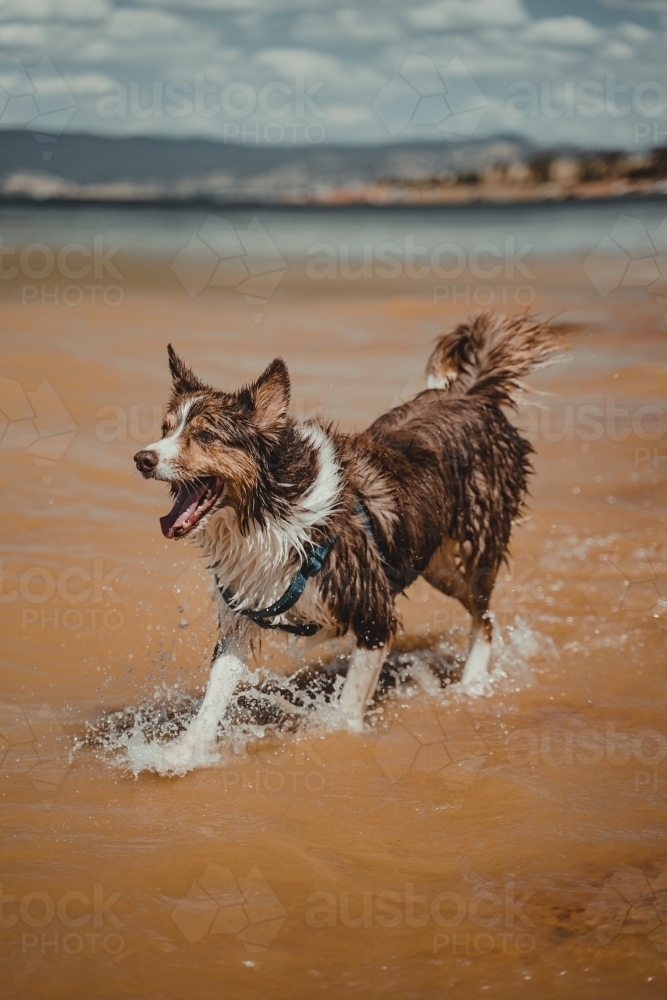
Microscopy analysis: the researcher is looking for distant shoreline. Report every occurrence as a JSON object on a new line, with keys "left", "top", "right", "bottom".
{"left": 1, "top": 190, "right": 665, "bottom": 211}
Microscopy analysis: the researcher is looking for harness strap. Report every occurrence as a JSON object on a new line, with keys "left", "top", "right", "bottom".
{"left": 218, "top": 496, "right": 411, "bottom": 635}
{"left": 353, "top": 498, "right": 415, "bottom": 594}
{"left": 218, "top": 533, "right": 337, "bottom": 637}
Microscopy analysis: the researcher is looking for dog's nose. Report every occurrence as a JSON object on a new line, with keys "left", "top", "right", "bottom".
{"left": 134, "top": 449, "right": 159, "bottom": 474}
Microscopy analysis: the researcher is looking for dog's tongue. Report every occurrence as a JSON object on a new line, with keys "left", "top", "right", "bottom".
{"left": 160, "top": 483, "right": 208, "bottom": 539}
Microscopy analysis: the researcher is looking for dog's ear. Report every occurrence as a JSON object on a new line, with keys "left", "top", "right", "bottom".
{"left": 167, "top": 344, "right": 204, "bottom": 394}
{"left": 251, "top": 358, "right": 291, "bottom": 429}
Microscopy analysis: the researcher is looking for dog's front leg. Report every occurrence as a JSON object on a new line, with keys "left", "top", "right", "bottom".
{"left": 188, "top": 631, "right": 249, "bottom": 743}
{"left": 161, "top": 625, "right": 249, "bottom": 771}
{"left": 339, "top": 645, "right": 387, "bottom": 732}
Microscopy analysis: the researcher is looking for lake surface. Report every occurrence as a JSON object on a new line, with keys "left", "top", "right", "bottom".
{"left": 1, "top": 196, "right": 666, "bottom": 259}
{"left": 0, "top": 200, "right": 666, "bottom": 999}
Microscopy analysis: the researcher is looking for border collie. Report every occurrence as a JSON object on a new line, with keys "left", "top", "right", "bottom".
{"left": 134, "top": 312, "right": 558, "bottom": 771}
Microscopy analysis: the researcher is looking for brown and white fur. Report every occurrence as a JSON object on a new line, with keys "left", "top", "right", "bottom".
{"left": 134, "top": 312, "right": 559, "bottom": 772}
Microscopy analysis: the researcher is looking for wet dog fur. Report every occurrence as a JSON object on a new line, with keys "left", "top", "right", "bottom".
{"left": 134, "top": 311, "right": 559, "bottom": 766}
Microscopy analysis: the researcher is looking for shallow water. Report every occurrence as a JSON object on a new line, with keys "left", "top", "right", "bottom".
{"left": 1, "top": 203, "right": 666, "bottom": 998}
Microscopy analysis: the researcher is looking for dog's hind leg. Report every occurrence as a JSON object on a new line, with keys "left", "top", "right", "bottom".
{"left": 424, "top": 541, "right": 496, "bottom": 694}
{"left": 461, "top": 611, "right": 493, "bottom": 694}
{"left": 339, "top": 645, "right": 387, "bottom": 732}
{"left": 460, "top": 562, "right": 496, "bottom": 693}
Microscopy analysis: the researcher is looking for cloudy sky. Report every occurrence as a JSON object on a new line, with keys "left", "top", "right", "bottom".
{"left": 0, "top": 0, "right": 666, "bottom": 149}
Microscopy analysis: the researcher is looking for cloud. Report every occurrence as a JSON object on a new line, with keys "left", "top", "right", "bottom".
{"left": 104, "top": 7, "right": 200, "bottom": 43}
{"left": 0, "top": 22, "right": 50, "bottom": 47}
{"left": 616, "top": 21, "right": 654, "bottom": 45}
{"left": 520, "top": 16, "right": 604, "bottom": 48}
{"left": 293, "top": 9, "right": 402, "bottom": 44}
{"left": 254, "top": 46, "right": 342, "bottom": 79}
{"left": 598, "top": 0, "right": 667, "bottom": 9}
{"left": 408, "top": 0, "right": 528, "bottom": 31}
{"left": 0, "top": 0, "right": 664, "bottom": 148}
{"left": 70, "top": 7, "right": 218, "bottom": 66}
{"left": 142, "top": 0, "right": 255, "bottom": 7}
{"left": 597, "top": 39, "right": 635, "bottom": 60}
{"left": 62, "top": 70, "right": 116, "bottom": 91}
{"left": 0, "top": 0, "right": 110, "bottom": 22}
{"left": 137, "top": 0, "right": 327, "bottom": 10}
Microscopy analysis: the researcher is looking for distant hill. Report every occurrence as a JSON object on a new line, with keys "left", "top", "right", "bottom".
{"left": 0, "top": 130, "right": 534, "bottom": 202}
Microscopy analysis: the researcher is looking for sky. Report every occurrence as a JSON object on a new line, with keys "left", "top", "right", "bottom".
{"left": 0, "top": 0, "right": 666, "bottom": 149}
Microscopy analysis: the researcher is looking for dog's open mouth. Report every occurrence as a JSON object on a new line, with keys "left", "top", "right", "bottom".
{"left": 160, "top": 477, "right": 224, "bottom": 539}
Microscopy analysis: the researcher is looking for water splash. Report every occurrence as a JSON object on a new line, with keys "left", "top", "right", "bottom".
{"left": 82, "top": 617, "right": 551, "bottom": 777}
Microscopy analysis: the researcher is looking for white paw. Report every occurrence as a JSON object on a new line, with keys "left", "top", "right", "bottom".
{"left": 160, "top": 736, "right": 197, "bottom": 773}
{"left": 460, "top": 680, "right": 484, "bottom": 697}
{"left": 459, "top": 671, "right": 492, "bottom": 697}
{"left": 344, "top": 715, "right": 366, "bottom": 733}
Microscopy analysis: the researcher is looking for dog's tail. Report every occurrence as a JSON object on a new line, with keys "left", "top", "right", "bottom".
{"left": 425, "top": 312, "right": 561, "bottom": 407}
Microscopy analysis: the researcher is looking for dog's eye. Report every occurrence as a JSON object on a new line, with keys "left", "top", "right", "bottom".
{"left": 198, "top": 430, "right": 216, "bottom": 445}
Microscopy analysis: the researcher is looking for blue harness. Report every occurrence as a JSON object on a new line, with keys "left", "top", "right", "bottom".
{"left": 218, "top": 499, "right": 407, "bottom": 636}
{"left": 218, "top": 533, "right": 337, "bottom": 637}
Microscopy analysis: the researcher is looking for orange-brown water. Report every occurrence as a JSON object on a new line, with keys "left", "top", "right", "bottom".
{"left": 1, "top": 211, "right": 666, "bottom": 999}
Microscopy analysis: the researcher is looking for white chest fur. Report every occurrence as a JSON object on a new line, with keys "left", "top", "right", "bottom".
{"left": 194, "top": 422, "right": 341, "bottom": 631}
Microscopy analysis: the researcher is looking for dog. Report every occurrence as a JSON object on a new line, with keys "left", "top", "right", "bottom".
{"left": 134, "top": 311, "right": 558, "bottom": 771}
